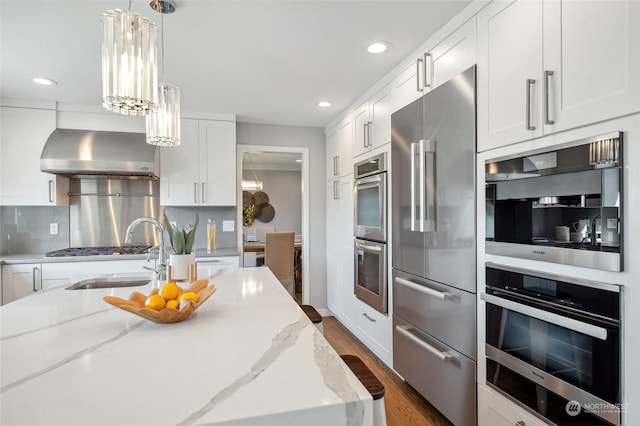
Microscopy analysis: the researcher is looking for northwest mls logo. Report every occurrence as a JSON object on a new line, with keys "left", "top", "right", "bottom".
{"left": 566, "top": 400, "right": 582, "bottom": 416}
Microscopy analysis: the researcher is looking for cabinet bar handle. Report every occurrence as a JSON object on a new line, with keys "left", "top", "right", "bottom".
{"left": 526, "top": 79, "right": 536, "bottom": 130}
{"left": 363, "top": 123, "right": 369, "bottom": 148}
{"left": 395, "top": 325, "right": 454, "bottom": 362}
{"left": 194, "top": 182, "right": 198, "bottom": 203}
{"left": 515, "top": 421, "right": 526, "bottom": 426}
{"left": 544, "top": 70, "right": 555, "bottom": 125}
{"left": 333, "top": 180, "right": 340, "bottom": 200}
{"left": 32, "top": 267, "right": 39, "bottom": 292}
{"left": 48, "top": 180, "right": 54, "bottom": 203}
{"left": 423, "top": 53, "right": 432, "bottom": 89}
{"left": 201, "top": 183, "right": 206, "bottom": 203}
{"left": 416, "top": 57, "right": 424, "bottom": 92}
{"left": 367, "top": 121, "right": 373, "bottom": 147}
{"left": 333, "top": 155, "right": 338, "bottom": 176}
{"left": 362, "top": 312, "right": 376, "bottom": 322}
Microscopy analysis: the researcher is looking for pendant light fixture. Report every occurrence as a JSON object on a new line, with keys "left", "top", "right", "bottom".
{"left": 146, "top": 0, "right": 181, "bottom": 146}
{"left": 101, "top": 1, "right": 158, "bottom": 116}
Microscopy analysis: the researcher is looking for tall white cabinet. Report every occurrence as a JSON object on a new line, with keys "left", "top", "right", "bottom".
{"left": 160, "top": 118, "right": 236, "bottom": 206}
{"left": 477, "top": 0, "right": 640, "bottom": 151}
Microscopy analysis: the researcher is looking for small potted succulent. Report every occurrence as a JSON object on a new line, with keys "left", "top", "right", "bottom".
{"left": 163, "top": 213, "right": 199, "bottom": 280}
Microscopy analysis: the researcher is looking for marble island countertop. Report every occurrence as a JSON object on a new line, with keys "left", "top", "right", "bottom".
{"left": 0, "top": 267, "right": 372, "bottom": 425}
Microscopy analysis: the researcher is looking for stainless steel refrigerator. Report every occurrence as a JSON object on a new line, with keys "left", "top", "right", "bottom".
{"left": 391, "top": 66, "right": 476, "bottom": 426}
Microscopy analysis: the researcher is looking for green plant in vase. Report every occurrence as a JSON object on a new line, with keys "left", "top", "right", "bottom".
{"left": 163, "top": 213, "right": 199, "bottom": 254}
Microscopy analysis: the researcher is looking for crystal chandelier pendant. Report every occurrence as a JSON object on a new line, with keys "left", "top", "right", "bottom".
{"left": 101, "top": 9, "right": 158, "bottom": 116}
{"left": 146, "top": 82, "right": 181, "bottom": 146}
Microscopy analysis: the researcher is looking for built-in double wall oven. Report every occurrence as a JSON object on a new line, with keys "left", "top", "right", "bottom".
{"left": 482, "top": 263, "right": 622, "bottom": 426}
{"left": 485, "top": 132, "right": 623, "bottom": 271}
{"left": 354, "top": 152, "right": 388, "bottom": 314}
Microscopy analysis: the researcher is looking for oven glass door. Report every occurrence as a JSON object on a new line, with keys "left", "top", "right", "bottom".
{"left": 354, "top": 239, "right": 387, "bottom": 313}
{"left": 485, "top": 298, "right": 620, "bottom": 405}
{"left": 354, "top": 173, "right": 386, "bottom": 241}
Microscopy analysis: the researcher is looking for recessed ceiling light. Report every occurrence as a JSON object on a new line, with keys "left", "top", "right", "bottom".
{"left": 32, "top": 77, "right": 58, "bottom": 86}
{"left": 318, "top": 101, "right": 332, "bottom": 108}
{"left": 367, "top": 41, "right": 390, "bottom": 54}
{"left": 295, "top": 159, "right": 302, "bottom": 163}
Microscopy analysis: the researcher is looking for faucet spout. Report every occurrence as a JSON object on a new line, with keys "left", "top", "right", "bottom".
{"left": 124, "top": 217, "right": 167, "bottom": 280}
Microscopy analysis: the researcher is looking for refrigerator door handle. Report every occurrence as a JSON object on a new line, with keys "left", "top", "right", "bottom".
{"left": 410, "top": 142, "right": 419, "bottom": 232}
{"left": 420, "top": 139, "right": 436, "bottom": 232}
{"left": 395, "top": 276, "right": 459, "bottom": 301}
{"left": 395, "top": 325, "right": 455, "bottom": 362}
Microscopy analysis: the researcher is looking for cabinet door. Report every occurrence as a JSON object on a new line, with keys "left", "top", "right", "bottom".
{"left": 0, "top": 107, "right": 67, "bottom": 206}
{"left": 477, "top": 0, "right": 544, "bottom": 152}
{"left": 369, "top": 86, "right": 392, "bottom": 150}
{"left": 160, "top": 119, "right": 200, "bottom": 205}
{"left": 353, "top": 102, "right": 370, "bottom": 158}
{"left": 325, "top": 128, "right": 339, "bottom": 181}
{"left": 390, "top": 60, "right": 424, "bottom": 113}
{"left": 543, "top": 0, "right": 640, "bottom": 134}
{"left": 337, "top": 118, "right": 353, "bottom": 176}
{"left": 2, "top": 264, "right": 40, "bottom": 304}
{"left": 199, "top": 120, "right": 236, "bottom": 206}
{"left": 431, "top": 17, "right": 477, "bottom": 90}
{"left": 326, "top": 181, "right": 340, "bottom": 314}
{"left": 478, "top": 385, "right": 549, "bottom": 426}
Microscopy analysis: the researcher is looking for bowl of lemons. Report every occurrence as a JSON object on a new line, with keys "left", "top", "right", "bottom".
{"left": 103, "top": 279, "right": 216, "bottom": 323}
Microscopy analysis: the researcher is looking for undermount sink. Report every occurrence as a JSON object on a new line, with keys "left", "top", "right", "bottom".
{"left": 65, "top": 276, "right": 151, "bottom": 290}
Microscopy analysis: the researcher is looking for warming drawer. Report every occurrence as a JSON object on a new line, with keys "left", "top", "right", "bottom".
{"left": 393, "top": 315, "right": 476, "bottom": 426}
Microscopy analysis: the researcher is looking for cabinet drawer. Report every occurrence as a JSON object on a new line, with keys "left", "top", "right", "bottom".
{"left": 393, "top": 269, "right": 476, "bottom": 358}
{"left": 393, "top": 314, "right": 476, "bottom": 426}
{"left": 355, "top": 300, "right": 391, "bottom": 354}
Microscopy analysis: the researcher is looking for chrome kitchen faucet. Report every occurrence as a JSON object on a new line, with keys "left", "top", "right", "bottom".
{"left": 124, "top": 217, "right": 167, "bottom": 280}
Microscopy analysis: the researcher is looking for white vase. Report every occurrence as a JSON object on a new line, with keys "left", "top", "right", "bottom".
{"left": 170, "top": 253, "right": 196, "bottom": 281}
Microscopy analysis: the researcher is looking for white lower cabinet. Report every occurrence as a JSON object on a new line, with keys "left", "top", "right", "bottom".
{"left": 355, "top": 299, "right": 391, "bottom": 364}
{"left": 41, "top": 259, "right": 153, "bottom": 289}
{"left": 1, "top": 263, "right": 41, "bottom": 305}
{"left": 195, "top": 256, "right": 239, "bottom": 271}
{"left": 478, "top": 384, "right": 550, "bottom": 426}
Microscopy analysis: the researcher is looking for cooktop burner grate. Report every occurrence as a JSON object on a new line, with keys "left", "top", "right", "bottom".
{"left": 45, "top": 246, "right": 152, "bottom": 257}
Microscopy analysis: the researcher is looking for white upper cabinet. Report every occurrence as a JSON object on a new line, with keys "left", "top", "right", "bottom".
{"left": 337, "top": 117, "right": 354, "bottom": 177}
{"left": 430, "top": 17, "right": 477, "bottom": 91}
{"left": 161, "top": 118, "right": 236, "bottom": 206}
{"left": 478, "top": 0, "right": 640, "bottom": 151}
{"left": 325, "top": 127, "right": 339, "bottom": 181}
{"left": 353, "top": 84, "right": 392, "bottom": 158}
{"left": 0, "top": 107, "right": 68, "bottom": 206}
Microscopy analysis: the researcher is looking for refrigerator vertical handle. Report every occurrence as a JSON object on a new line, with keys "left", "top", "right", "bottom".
{"left": 410, "top": 142, "right": 418, "bottom": 231}
{"left": 420, "top": 139, "right": 436, "bottom": 232}
{"left": 418, "top": 140, "right": 426, "bottom": 233}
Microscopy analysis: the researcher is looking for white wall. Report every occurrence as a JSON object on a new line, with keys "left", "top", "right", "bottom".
{"left": 236, "top": 123, "right": 327, "bottom": 309}
{"left": 243, "top": 169, "right": 302, "bottom": 235}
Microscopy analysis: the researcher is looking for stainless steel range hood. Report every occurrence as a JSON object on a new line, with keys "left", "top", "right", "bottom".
{"left": 40, "top": 128, "right": 159, "bottom": 178}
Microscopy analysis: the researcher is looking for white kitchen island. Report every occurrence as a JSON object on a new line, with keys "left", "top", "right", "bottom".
{"left": 0, "top": 267, "right": 373, "bottom": 426}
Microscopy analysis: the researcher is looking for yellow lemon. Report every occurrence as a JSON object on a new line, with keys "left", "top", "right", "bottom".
{"left": 165, "top": 299, "right": 180, "bottom": 310}
{"left": 159, "top": 282, "right": 180, "bottom": 301}
{"left": 179, "top": 291, "right": 199, "bottom": 303}
{"left": 145, "top": 294, "right": 166, "bottom": 311}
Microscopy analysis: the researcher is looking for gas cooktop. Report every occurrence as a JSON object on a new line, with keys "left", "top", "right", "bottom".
{"left": 45, "top": 246, "right": 152, "bottom": 257}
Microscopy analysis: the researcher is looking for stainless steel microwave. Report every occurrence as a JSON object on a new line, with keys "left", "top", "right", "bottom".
{"left": 485, "top": 132, "right": 623, "bottom": 271}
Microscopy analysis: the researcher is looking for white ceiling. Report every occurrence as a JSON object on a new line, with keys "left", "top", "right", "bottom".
{"left": 0, "top": 0, "right": 471, "bottom": 128}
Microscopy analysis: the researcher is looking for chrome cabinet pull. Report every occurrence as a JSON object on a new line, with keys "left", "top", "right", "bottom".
{"left": 333, "top": 155, "right": 338, "bottom": 176}
{"left": 423, "top": 53, "right": 432, "bottom": 89}
{"left": 416, "top": 57, "right": 424, "bottom": 92}
{"left": 395, "top": 277, "right": 458, "bottom": 300}
{"left": 362, "top": 312, "right": 376, "bottom": 322}
{"left": 333, "top": 180, "right": 340, "bottom": 200}
{"left": 201, "top": 182, "right": 206, "bottom": 203}
{"left": 481, "top": 293, "right": 608, "bottom": 340}
{"left": 544, "top": 70, "right": 555, "bottom": 125}
{"left": 396, "top": 325, "right": 454, "bottom": 362}
{"left": 367, "top": 121, "right": 373, "bottom": 147}
{"left": 515, "top": 421, "right": 526, "bottom": 426}
{"left": 526, "top": 79, "right": 536, "bottom": 130}
{"left": 32, "top": 267, "right": 39, "bottom": 292}
{"left": 363, "top": 123, "right": 369, "bottom": 148}
{"left": 48, "top": 180, "right": 54, "bottom": 203}
{"left": 194, "top": 182, "right": 198, "bottom": 203}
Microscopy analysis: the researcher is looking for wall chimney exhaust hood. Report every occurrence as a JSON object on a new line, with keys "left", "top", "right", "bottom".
{"left": 40, "top": 129, "right": 159, "bottom": 178}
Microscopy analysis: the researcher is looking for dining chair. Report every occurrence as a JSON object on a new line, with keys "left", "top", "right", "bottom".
{"left": 254, "top": 226, "right": 276, "bottom": 266}
{"left": 265, "top": 232, "right": 295, "bottom": 298}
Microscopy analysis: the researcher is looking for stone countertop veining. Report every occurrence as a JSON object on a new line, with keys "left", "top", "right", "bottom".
{"left": 0, "top": 267, "right": 372, "bottom": 426}
{"left": 0, "top": 248, "right": 241, "bottom": 265}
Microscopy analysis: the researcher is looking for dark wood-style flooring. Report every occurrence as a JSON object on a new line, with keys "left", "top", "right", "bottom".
{"left": 322, "top": 315, "right": 453, "bottom": 426}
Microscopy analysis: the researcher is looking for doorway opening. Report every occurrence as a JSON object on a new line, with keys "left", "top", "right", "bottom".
{"left": 236, "top": 145, "right": 309, "bottom": 304}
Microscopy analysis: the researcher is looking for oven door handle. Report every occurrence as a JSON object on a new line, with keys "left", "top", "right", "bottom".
{"left": 395, "top": 277, "right": 459, "bottom": 301}
{"left": 395, "top": 325, "right": 455, "bottom": 362}
{"left": 481, "top": 293, "right": 608, "bottom": 340}
{"left": 355, "top": 241, "right": 382, "bottom": 252}
{"left": 355, "top": 177, "right": 382, "bottom": 189}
